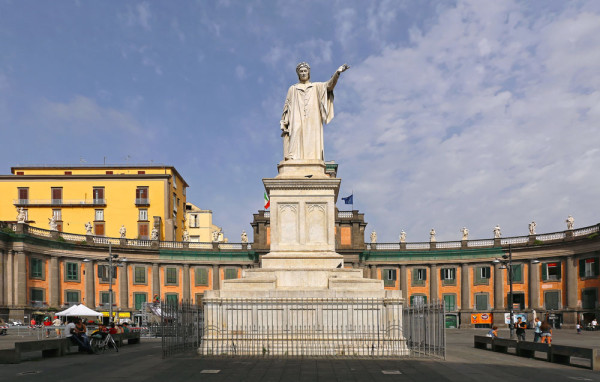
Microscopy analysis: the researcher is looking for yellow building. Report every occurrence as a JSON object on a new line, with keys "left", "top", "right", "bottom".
{"left": 0, "top": 165, "right": 188, "bottom": 241}
{"left": 185, "top": 202, "right": 227, "bottom": 242}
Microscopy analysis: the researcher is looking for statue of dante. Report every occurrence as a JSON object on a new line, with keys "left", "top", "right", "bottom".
{"left": 280, "top": 62, "right": 350, "bottom": 161}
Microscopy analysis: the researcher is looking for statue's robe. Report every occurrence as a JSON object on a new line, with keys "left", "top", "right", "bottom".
{"left": 281, "top": 80, "right": 335, "bottom": 161}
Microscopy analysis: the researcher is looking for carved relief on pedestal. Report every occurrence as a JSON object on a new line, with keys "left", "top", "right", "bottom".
{"left": 306, "top": 203, "right": 327, "bottom": 244}
{"left": 279, "top": 203, "right": 298, "bottom": 244}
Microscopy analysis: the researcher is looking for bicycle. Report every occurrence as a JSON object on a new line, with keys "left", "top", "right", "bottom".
{"left": 90, "top": 331, "right": 119, "bottom": 353}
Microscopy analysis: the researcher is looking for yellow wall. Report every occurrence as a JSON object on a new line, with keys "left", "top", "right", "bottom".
{"left": 0, "top": 166, "right": 187, "bottom": 240}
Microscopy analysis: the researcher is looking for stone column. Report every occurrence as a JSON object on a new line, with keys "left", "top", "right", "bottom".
{"left": 6, "top": 251, "right": 13, "bottom": 306}
{"left": 49, "top": 256, "right": 60, "bottom": 308}
{"left": 528, "top": 260, "right": 540, "bottom": 310}
{"left": 461, "top": 264, "right": 470, "bottom": 309}
{"left": 400, "top": 265, "right": 408, "bottom": 303}
{"left": 15, "top": 252, "right": 26, "bottom": 307}
{"left": 119, "top": 263, "right": 128, "bottom": 309}
{"left": 370, "top": 265, "right": 378, "bottom": 280}
{"left": 152, "top": 263, "right": 160, "bottom": 300}
{"left": 0, "top": 251, "right": 5, "bottom": 306}
{"left": 212, "top": 264, "right": 220, "bottom": 290}
{"left": 566, "top": 256, "right": 578, "bottom": 309}
{"left": 183, "top": 264, "right": 190, "bottom": 302}
{"left": 84, "top": 260, "right": 95, "bottom": 308}
{"left": 430, "top": 264, "right": 438, "bottom": 303}
{"left": 493, "top": 262, "right": 504, "bottom": 310}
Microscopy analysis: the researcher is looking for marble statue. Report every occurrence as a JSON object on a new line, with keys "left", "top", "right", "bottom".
{"left": 218, "top": 230, "right": 224, "bottom": 243}
{"left": 494, "top": 225, "right": 501, "bottom": 239}
{"left": 280, "top": 62, "right": 350, "bottom": 161}
{"left": 241, "top": 230, "right": 248, "bottom": 243}
{"left": 48, "top": 216, "right": 58, "bottom": 231}
{"left": 566, "top": 215, "right": 574, "bottom": 230}
{"left": 151, "top": 227, "right": 159, "bottom": 241}
{"left": 183, "top": 229, "right": 190, "bottom": 242}
{"left": 399, "top": 230, "right": 406, "bottom": 243}
{"left": 16, "top": 207, "right": 26, "bottom": 223}
{"left": 119, "top": 225, "right": 126, "bottom": 238}
{"left": 430, "top": 228, "right": 436, "bottom": 243}
{"left": 370, "top": 230, "right": 377, "bottom": 244}
{"left": 529, "top": 221, "right": 536, "bottom": 235}
{"left": 461, "top": 227, "right": 469, "bottom": 240}
{"left": 85, "top": 222, "right": 93, "bottom": 235}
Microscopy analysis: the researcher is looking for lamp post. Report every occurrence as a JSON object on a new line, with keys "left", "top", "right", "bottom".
{"left": 106, "top": 243, "right": 127, "bottom": 323}
{"left": 494, "top": 245, "right": 538, "bottom": 339}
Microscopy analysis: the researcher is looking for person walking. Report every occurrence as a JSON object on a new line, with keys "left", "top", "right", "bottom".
{"left": 533, "top": 317, "right": 542, "bottom": 342}
{"left": 516, "top": 317, "right": 527, "bottom": 341}
{"left": 540, "top": 320, "right": 552, "bottom": 345}
{"left": 576, "top": 322, "right": 582, "bottom": 334}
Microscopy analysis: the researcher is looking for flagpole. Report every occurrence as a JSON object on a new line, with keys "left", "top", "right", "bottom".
{"left": 351, "top": 189, "right": 354, "bottom": 211}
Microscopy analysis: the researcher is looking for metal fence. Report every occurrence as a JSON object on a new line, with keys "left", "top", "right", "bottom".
{"left": 402, "top": 302, "right": 446, "bottom": 359}
{"left": 159, "top": 298, "right": 444, "bottom": 359}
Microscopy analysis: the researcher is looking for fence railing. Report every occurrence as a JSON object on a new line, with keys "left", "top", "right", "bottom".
{"left": 159, "top": 298, "right": 445, "bottom": 359}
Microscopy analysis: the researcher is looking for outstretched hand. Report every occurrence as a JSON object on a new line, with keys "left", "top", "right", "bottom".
{"left": 337, "top": 64, "right": 350, "bottom": 74}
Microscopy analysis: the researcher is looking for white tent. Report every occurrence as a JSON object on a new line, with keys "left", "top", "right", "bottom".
{"left": 56, "top": 304, "right": 102, "bottom": 318}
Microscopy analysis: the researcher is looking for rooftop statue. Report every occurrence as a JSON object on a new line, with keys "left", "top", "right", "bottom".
{"left": 566, "top": 215, "right": 574, "bottom": 230}
{"left": 529, "top": 221, "right": 537, "bottom": 235}
{"left": 280, "top": 62, "right": 349, "bottom": 161}
{"left": 494, "top": 225, "right": 501, "bottom": 238}
{"left": 461, "top": 227, "right": 469, "bottom": 240}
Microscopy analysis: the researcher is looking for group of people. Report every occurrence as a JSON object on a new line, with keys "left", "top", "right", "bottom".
{"left": 64, "top": 318, "right": 131, "bottom": 354}
{"left": 487, "top": 316, "right": 553, "bottom": 344}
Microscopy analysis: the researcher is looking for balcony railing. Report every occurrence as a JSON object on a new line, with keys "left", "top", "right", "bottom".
{"left": 13, "top": 199, "right": 106, "bottom": 206}
{"left": 135, "top": 198, "right": 150, "bottom": 206}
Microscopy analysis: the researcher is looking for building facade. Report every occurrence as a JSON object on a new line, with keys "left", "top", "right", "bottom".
{"left": 0, "top": 165, "right": 188, "bottom": 241}
{"left": 185, "top": 203, "right": 226, "bottom": 243}
{"left": 0, "top": 212, "right": 599, "bottom": 329}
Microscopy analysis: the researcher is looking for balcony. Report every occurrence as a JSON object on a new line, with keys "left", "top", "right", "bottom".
{"left": 14, "top": 199, "right": 107, "bottom": 207}
{"left": 135, "top": 198, "right": 150, "bottom": 206}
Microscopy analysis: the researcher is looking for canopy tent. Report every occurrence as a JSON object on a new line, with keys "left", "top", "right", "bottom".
{"left": 56, "top": 304, "right": 102, "bottom": 318}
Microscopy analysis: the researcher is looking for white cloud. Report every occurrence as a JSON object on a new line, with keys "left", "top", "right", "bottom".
{"left": 327, "top": 0, "right": 600, "bottom": 241}
{"left": 235, "top": 65, "right": 246, "bottom": 80}
{"left": 119, "top": 1, "right": 152, "bottom": 31}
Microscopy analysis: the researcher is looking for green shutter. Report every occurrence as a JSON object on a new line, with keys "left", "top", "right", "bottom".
{"left": 595, "top": 258, "right": 600, "bottom": 276}
{"left": 542, "top": 263, "right": 547, "bottom": 281}
{"left": 475, "top": 267, "right": 482, "bottom": 284}
{"left": 579, "top": 259, "right": 586, "bottom": 278}
{"left": 196, "top": 268, "right": 208, "bottom": 286}
{"left": 440, "top": 268, "right": 445, "bottom": 280}
{"left": 556, "top": 263, "right": 562, "bottom": 279}
{"left": 423, "top": 269, "right": 427, "bottom": 281}
{"left": 134, "top": 293, "right": 147, "bottom": 310}
{"left": 512, "top": 264, "right": 522, "bottom": 282}
{"left": 225, "top": 268, "right": 238, "bottom": 280}
{"left": 410, "top": 295, "right": 414, "bottom": 306}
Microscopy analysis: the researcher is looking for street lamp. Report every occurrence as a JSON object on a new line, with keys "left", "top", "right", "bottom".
{"left": 493, "top": 244, "right": 538, "bottom": 339}
{"left": 105, "top": 243, "right": 127, "bottom": 323}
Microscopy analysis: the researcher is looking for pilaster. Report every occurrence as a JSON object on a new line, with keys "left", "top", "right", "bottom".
{"left": 119, "top": 263, "right": 128, "bottom": 308}
{"left": 429, "top": 264, "right": 438, "bottom": 302}
{"left": 566, "top": 256, "right": 578, "bottom": 309}
{"left": 493, "top": 262, "right": 504, "bottom": 310}
{"left": 528, "top": 260, "right": 540, "bottom": 310}
{"left": 183, "top": 264, "right": 190, "bottom": 302}
{"left": 152, "top": 263, "right": 160, "bottom": 300}
{"left": 461, "top": 264, "right": 470, "bottom": 310}
{"left": 49, "top": 256, "right": 60, "bottom": 308}
{"left": 15, "top": 251, "right": 26, "bottom": 307}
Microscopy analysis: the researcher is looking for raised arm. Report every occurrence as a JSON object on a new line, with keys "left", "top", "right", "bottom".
{"left": 326, "top": 64, "right": 350, "bottom": 91}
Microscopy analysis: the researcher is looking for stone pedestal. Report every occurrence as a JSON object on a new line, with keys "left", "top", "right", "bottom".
{"left": 202, "top": 159, "right": 407, "bottom": 356}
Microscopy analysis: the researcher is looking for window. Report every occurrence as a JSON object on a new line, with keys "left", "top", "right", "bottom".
{"left": 138, "top": 170, "right": 145, "bottom": 175}
{"left": 173, "top": 176, "right": 177, "bottom": 189}
{"left": 65, "top": 290, "right": 80, "bottom": 305}
{"left": 16, "top": 171, "right": 24, "bottom": 175}
{"left": 410, "top": 295, "right": 427, "bottom": 306}
{"left": 475, "top": 266, "right": 491, "bottom": 285}
{"left": 18, "top": 187, "right": 28, "bottom": 204}
{"left": 138, "top": 223, "right": 149, "bottom": 239}
{"left": 441, "top": 268, "right": 456, "bottom": 284}
{"left": 542, "top": 262, "right": 561, "bottom": 281}
{"left": 93, "top": 187, "right": 105, "bottom": 204}
{"left": 139, "top": 209, "right": 148, "bottom": 221}
{"left": 173, "top": 194, "right": 177, "bottom": 213}
{"left": 51, "top": 187, "right": 62, "bottom": 204}
{"left": 30, "top": 258, "right": 44, "bottom": 279}
{"left": 509, "top": 293, "right": 525, "bottom": 310}
{"left": 545, "top": 291, "right": 560, "bottom": 310}
{"left": 383, "top": 268, "right": 397, "bottom": 287}
{"left": 53, "top": 209, "right": 62, "bottom": 221}
{"left": 98, "top": 265, "right": 117, "bottom": 283}
{"left": 95, "top": 209, "right": 104, "bottom": 221}
{"left": 224, "top": 268, "right": 238, "bottom": 280}
{"left": 582, "top": 288, "right": 598, "bottom": 310}
{"left": 166, "top": 293, "right": 178, "bottom": 306}
{"left": 94, "top": 223, "right": 105, "bottom": 236}
{"left": 195, "top": 293, "right": 203, "bottom": 306}
{"left": 134, "top": 267, "right": 146, "bottom": 284}
{"left": 136, "top": 187, "right": 149, "bottom": 205}
{"left": 106, "top": 171, "right": 113, "bottom": 175}
{"left": 443, "top": 294, "right": 456, "bottom": 311}
{"left": 134, "top": 293, "right": 147, "bottom": 310}
{"left": 189, "top": 214, "right": 199, "bottom": 228}
{"left": 65, "top": 262, "right": 79, "bottom": 281}
{"left": 100, "top": 291, "right": 115, "bottom": 305}
{"left": 64, "top": 171, "right": 72, "bottom": 175}
{"left": 412, "top": 268, "right": 426, "bottom": 286}
{"left": 166, "top": 267, "right": 178, "bottom": 285}
{"left": 579, "top": 258, "right": 600, "bottom": 278}
{"left": 195, "top": 268, "right": 209, "bottom": 286}
{"left": 511, "top": 264, "right": 523, "bottom": 283}
{"left": 30, "top": 288, "right": 44, "bottom": 303}
{"left": 475, "top": 293, "right": 489, "bottom": 311}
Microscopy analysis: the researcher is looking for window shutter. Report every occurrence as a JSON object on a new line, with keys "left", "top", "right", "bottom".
{"left": 423, "top": 295, "right": 427, "bottom": 304}
{"left": 512, "top": 264, "right": 522, "bottom": 282}
{"left": 197, "top": 268, "right": 208, "bottom": 285}
{"left": 595, "top": 258, "right": 600, "bottom": 276}
{"left": 423, "top": 269, "right": 427, "bottom": 281}
{"left": 440, "top": 269, "right": 445, "bottom": 280}
{"left": 579, "top": 259, "right": 586, "bottom": 278}
{"left": 412, "top": 268, "right": 417, "bottom": 281}
{"left": 410, "top": 295, "right": 414, "bottom": 306}
{"left": 541, "top": 263, "right": 547, "bottom": 281}
{"left": 556, "top": 262, "right": 562, "bottom": 279}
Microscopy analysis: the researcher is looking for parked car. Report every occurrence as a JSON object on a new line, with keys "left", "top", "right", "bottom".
{"left": 0, "top": 319, "right": 8, "bottom": 335}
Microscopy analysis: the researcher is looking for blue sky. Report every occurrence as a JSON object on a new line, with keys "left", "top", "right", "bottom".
{"left": 1, "top": 0, "right": 599, "bottom": 242}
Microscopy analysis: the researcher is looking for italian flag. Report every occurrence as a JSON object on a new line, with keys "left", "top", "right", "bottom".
{"left": 264, "top": 192, "right": 270, "bottom": 209}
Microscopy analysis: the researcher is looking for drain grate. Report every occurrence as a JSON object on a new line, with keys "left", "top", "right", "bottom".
{"left": 381, "top": 370, "right": 402, "bottom": 375}
{"left": 200, "top": 370, "right": 221, "bottom": 374}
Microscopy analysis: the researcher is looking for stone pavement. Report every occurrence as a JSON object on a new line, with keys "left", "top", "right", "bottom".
{"left": 1, "top": 329, "right": 600, "bottom": 381}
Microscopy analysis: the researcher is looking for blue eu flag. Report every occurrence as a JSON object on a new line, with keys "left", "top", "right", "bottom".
{"left": 342, "top": 194, "right": 353, "bottom": 204}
